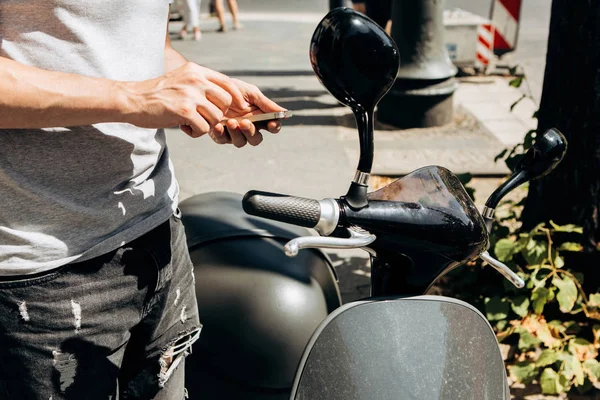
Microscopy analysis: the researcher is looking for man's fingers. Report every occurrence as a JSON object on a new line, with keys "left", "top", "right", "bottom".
{"left": 208, "top": 127, "right": 232, "bottom": 144}
{"left": 205, "top": 70, "right": 247, "bottom": 110}
{"left": 245, "top": 129, "right": 264, "bottom": 146}
{"left": 238, "top": 119, "right": 267, "bottom": 147}
{"left": 225, "top": 119, "right": 248, "bottom": 148}
{"left": 181, "top": 114, "right": 210, "bottom": 138}
{"left": 196, "top": 100, "right": 225, "bottom": 128}
{"left": 205, "top": 83, "right": 233, "bottom": 114}
{"left": 253, "top": 120, "right": 282, "bottom": 134}
{"left": 248, "top": 89, "right": 286, "bottom": 113}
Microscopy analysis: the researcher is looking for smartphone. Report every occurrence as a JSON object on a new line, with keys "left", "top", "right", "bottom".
{"left": 221, "top": 110, "right": 293, "bottom": 124}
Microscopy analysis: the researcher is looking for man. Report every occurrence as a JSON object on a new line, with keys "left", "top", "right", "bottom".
{"left": 0, "top": 1, "right": 284, "bottom": 398}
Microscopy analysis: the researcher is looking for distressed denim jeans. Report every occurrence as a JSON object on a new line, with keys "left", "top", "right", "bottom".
{"left": 0, "top": 215, "right": 201, "bottom": 399}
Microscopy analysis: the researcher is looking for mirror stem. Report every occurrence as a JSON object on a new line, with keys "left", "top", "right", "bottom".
{"left": 485, "top": 169, "right": 528, "bottom": 210}
{"left": 482, "top": 169, "right": 529, "bottom": 231}
{"left": 353, "top": 108, "right": 375, "bottom": 173}
{"left": 345, "top": 108, "right": 374, "bottom": 209}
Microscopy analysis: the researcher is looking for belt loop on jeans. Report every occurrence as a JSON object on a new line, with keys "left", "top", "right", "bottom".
{"left": 174, "top": 207, "right": 182, "bottom": 219}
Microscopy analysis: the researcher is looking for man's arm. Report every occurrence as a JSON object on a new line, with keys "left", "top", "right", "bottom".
{"left": 0, "top": 56, "right": 134, "bottom": 129}
{"left": 0, "top": 53, "right": 241, "bottom": 137}
{"left": 0, "top": 11, "right": 284, "bottom": 146}
{"left": 165, "top": 19, "right": 188, "bottom": 73}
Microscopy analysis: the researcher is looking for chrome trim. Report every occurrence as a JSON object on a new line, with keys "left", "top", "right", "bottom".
{"left": 353, "top": 170, "right": 370, "bottom": 186}
{"left": 482, "top": 206, "right": 495, "bottom": 219}
{"left": 480, "top": 251, "right": 525, "bottom": 288}
{"left": 315, "top": 199, "right": 339, "bottom": 236}
{"left": 284, "top": 229, "right": 376, "bottom": 257}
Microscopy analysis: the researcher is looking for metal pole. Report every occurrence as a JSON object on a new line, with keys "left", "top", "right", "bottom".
{"left": 377, "top": 0, "right": 458, "bottom": 128}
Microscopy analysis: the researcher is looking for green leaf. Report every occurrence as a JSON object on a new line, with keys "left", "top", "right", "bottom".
{"left": 563, "top": 354, "right": 585, "bottom": 386}
{"left": 554, "top": 253, "right": 565, "bottom": 269}
{"left": 517, "top": 328, "right": 542, "bottom": 350}
{"left": 549, "top": 221, "right": 583, "bottom": 233}
{"left": 495, "top": 238, "right": 519, "bottom": 262}
{"left": 537, "top": 349, "right": 560, "bottom": 367}
{"left": 540, "top": 368, "right": 564, "bottom": 394}
{"left": 589, "top": 293, "right": 600, "bottom": 307}
{"left": 559, "top": 242, "right": 584, "bottom": 252}
{"left": 568, "top": 301, "right": 584, "bottom": 315}
{"left": 593, "top": 325, "right": 600, "bottom": 345}
{"left": 568, "top": 338, "right": 596, "bottom": 362}
{"left": 531, "top": 287, "right": 554, "bottom": 314}
{"left": 485, "top": 297, "right": 509, "bottom": 321}
{"left": 583, "top": 359, "right": 600, "bottom": 381}
{"left": 522, "top": 238, "right": 547, "bottom": 266}
{"left": 496, "top": 320, "right": 508, "bottom": 332}
{"left": 553, "top": 276, "right": 578, "bottom": 312}
{"left": 511, "top": 295, "right": 530, "bottom": 317}
{"left": 509, "top": 76, "right": 524, "bottom": 88}
{"left": 509, "top": 361, "right": 537, "bottom": 384}
{"left": 548, "top": 320, "right": 566, "bottom": 335}
{"left": 537, "top": 322, "right": 561, "bottom": 348}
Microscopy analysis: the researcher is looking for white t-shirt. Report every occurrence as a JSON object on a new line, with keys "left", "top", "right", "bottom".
{"left": 0, "top": 0, "right": 179, "bottom": 275}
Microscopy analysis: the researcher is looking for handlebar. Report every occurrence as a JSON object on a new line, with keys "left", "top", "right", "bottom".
{"left": 242, "top": 190, "right": 322, "bottom": 229}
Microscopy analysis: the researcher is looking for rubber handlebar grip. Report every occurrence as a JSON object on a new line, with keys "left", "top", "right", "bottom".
{"left": 242, "top": 190, "right": 321, "bottom": 228}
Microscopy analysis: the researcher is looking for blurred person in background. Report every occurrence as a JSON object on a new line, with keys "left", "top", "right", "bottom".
{"left": 214, "top": 0, "right": 242, "bottom": 32}
{"left": 351, "top": 0, "right": 366, "bottom": 14}
{"left": 366, "top": 0, "right": 392, "bottom": 32}
{"left": 353, "top": 0, "right": 391, "bottom": 34}
{"left": 181, "top": 0, "right": 202, "bottom": 40}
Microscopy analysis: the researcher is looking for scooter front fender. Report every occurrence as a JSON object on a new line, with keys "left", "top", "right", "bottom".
{"left": 292, "top": 295, "right": 510, "bottom": 400}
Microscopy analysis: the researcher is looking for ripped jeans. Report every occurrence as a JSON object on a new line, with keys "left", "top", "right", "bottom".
{"left": 0, "top": 215, "right": 201, "bottom": 399}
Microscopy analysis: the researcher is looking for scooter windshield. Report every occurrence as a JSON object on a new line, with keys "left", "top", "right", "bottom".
{"left": 368, "top": 166, "right": 476, "bottom": 220}
{"left": 355, "top": 165, "right": 488, "bottom": 267}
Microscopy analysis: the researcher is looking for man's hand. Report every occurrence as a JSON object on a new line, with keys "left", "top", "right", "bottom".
{"left": 126, "top": 62, "right": 240, "bottom": 135}
{"left": 214, "top": 78, "right": 286, "bottom": 148}
{"left": 126, "top": 63, "right": 285, "bottom": 147}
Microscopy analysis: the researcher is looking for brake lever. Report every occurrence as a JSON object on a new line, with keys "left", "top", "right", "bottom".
{"left": 480, "top": 251, "right": 525, "bottom": 288}
{"left": 284, "top": 228, "right": 376, "bottom": 257}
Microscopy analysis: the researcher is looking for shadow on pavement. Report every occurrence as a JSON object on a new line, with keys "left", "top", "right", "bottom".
{"left": 219, "top": 70, "right": 315, "bottom": 77}
{"left": 327, "top": 252, "right": 371, "bottom": 304}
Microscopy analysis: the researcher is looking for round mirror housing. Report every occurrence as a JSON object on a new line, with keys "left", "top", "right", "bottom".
{"left": 309, "top": 8, "right": 400, "bottom": 113}
{"left": 515, "top": 128, "right": 567, "bottom": 181}
{"left": 484, "top": 128, "right": 568, "bottom": 211}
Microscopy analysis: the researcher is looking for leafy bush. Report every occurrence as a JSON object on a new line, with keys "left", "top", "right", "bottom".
{"left": 445, "top": 190, "right": 600, "bottom": 396}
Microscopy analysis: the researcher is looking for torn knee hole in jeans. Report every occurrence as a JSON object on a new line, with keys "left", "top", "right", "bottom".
{"left": 158, "top": 327, "right": 201, "bottom": 388}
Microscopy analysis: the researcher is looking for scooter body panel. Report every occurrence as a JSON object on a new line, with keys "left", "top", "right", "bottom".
{"left": 291, "top": 296, "right": 509, "bottom": 400}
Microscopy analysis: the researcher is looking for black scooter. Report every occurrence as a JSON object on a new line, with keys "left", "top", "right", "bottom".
{"left": 181, "top": 8, "right": 567, "bottom": 400}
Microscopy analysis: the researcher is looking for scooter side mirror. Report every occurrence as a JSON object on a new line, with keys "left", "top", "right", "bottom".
{"left": 514, "top": 127, "right": 567, "bottom": 181}
{"left": 485, "top": 128, "right": 568, "bottom": 210}
{"left": 309, "top": 8, "right": 399, "bottom": 209}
